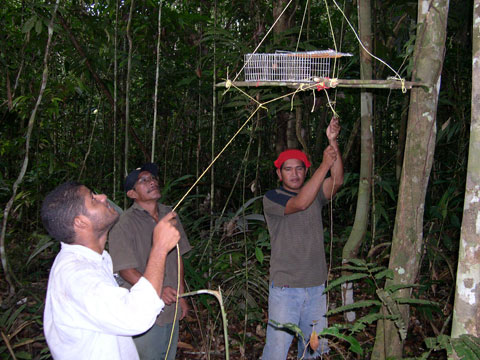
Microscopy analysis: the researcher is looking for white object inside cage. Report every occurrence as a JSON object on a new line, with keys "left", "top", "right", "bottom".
{"left": 243, "top": 50, "right": 352, "bottom": 83}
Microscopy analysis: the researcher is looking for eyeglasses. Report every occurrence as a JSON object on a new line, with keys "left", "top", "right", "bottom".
{"left": 136, "top": 175, "right": 159, "bottom": 185}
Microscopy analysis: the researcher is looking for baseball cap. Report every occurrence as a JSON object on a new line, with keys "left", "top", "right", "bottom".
{"left": 124, "top": 163, "right": 159, "bottom": 192}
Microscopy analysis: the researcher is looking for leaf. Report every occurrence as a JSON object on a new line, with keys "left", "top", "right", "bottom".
{"left": 374, "top": 269, "right": 394, "bottom": 280}
{"left": 395, "top": 297, "right": 440, "bottom": 307}
{"left": 35, "top": 19, "right": 42, "bottom": 35}
{"left": 4, "top": 304, "right": 26, "bottom": 331}
{"left": 309, "top": 330, "right": 319, "bottom": 351}
{"left": 22, "top": 16, "right": 36, "bottom": 33}
{"left": 27, "top": 235, "right": 55, "bottom": 265}
{"left": 384, "top": 283, "right": 422, "bottom": 293}
{"left": 326, "top": 300, "right": 382, "bottom": 316}
{"left": 233, "top": 196, "right": 263, "bottom": 217}
{"left": 255, "top": 247, "right": 264, "bottom": 264}
{"left": 346, "top": 258, "right": 368, "bottom": 267}
{"left": 269, "top": 320, "right": 305, "bottom": 341}
{"left": 351, "top": 313, "right": 397, "bottom": 333}
{"left": 453, "top": 335, "right": 480, "bottom": 358}
{"left": 13, "top": 351, "right": 32, "bottom": 359}
{"left": 319, "top": 327, "right": 363, "bottom": 355}
{"left": 451, "top": 337, "right": 480, "bottom": 360}
{"left": 65, "top": 162, "right": 78, "bottom": 169}
{"left": 335, "top": 264, "right": 369, "bottom": 272}
{"left": 324, "top": 273, "right": 369, "bottom": 292}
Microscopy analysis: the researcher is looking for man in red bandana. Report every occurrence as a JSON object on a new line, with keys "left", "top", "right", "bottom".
{"left": 262, "top": 117, "right": 343, "bottom": 359}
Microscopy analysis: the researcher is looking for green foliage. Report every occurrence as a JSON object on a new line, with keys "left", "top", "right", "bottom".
{"left": 0, "top": 0, "right": 472, "bottom": 358}
{"left": 326, "top": 259, "right": 442, "bottom": 353}
{"left": 0, "top": 301, "right": 46, "bottom": 359}
{"left": 415, "top": 334, "right": 480, "bottom": 359}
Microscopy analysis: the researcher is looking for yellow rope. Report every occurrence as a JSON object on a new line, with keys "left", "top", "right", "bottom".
{"left": 295, "top": 0, "right": 310, "bottom": 52}
{"left": 163, "top": 0, "right": 410, "bottom": 355}
{"left": 329, "top": 0, "right": 406, "bottom": 92}
{"left": 324, "top": 0, "right": 339, "bottom": 77}
{"left": 232, "top": 0, "right": 295, "bottom": 83}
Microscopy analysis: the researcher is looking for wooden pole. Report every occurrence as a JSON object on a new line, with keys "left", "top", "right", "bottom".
{"left": 215, "top": 78, "right": 426, "bottom": 90}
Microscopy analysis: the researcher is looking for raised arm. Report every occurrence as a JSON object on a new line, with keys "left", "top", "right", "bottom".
{"left": 284, "top": 148, "right": 336, "bottom": 214}
{"left": 143, "top": 212, "right": 180, "bottom": 296}
{"left": 321, "top": 117, "right": 344, "bottom": 199}
{"left": 284, "top": 118, "right": 343, "bottom": 214}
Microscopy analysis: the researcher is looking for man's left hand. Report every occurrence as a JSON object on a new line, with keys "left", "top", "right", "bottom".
{"left": 161, "top": 286, "right": 177, "bottom": 305}
{"left": 179, "top": 298, "right": 190, "bottom": 320}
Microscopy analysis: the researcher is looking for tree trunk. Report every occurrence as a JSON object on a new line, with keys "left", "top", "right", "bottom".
{"left": 152, "top": 0, "right": 163, "bottom": 162}
{"left": 341, "top": 0, "right": 374, "bottom": 322}
{"left": 273, "top": 0, "right": 296, "bottom": 153}
{"left": 0, "top": 0, "right": 60, "bottom": 297}
{"left": 395, "top": 95, "right": 409, "bottom": 181}
{"left": 113, "top": 0, "right": 119, "bottom": 201}
{"left": 451, "top": 0, "right": 480, "bottom": 338}
{"left": 371, "top": 1, "right": 450, "bottom": 358}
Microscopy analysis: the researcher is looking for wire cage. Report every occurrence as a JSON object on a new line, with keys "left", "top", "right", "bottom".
{"left": 243, "top": 50, "right": 352, "bottom": 83}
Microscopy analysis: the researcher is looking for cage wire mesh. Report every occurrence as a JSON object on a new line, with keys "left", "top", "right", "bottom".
{"left": 243, "top": 50, "right": 352, "bottom": 83}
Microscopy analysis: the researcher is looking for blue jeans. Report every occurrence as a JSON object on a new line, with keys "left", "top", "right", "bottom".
{"left": 262, "top": 284, "right": 329, "bottom": 360}
{"left": 133, "top": 321, "right": 179, "bottom": 360}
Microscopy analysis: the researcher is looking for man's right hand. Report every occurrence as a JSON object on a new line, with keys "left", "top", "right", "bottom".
{"left": 152, "top": 212, "right": 180, "bottom": 253}
{"left": 322, "top": 145, "right": 337, "bottom": 169}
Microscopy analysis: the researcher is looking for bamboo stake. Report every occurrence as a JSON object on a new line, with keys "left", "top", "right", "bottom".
{"left": 180, "top": 289, "right": 229, "bottom": 360}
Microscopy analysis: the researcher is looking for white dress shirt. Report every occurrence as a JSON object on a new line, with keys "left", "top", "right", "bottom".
{"left": 44, "top": 243, "right": 164, "bottom": 359}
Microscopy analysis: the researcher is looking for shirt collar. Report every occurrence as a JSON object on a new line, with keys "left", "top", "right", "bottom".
{"left": 279, "top": 186, "right": 299, "bottom": 196}
{"left": 60, "top": 242, "right": 106, "bottom": 263}
{"left": 132, "top": 201, "right": 157, "bottom": 212}
{"left": 132, "top": 201, "right": 162, "bottom": 217}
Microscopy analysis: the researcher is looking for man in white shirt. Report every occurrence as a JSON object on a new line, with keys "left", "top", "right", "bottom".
{"left": 41, "top": 181, "right": 180, "bottom": 359}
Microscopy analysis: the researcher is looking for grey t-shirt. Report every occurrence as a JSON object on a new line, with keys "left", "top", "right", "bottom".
{"left": 108, "top": 202, "right": 191, "bottom": 326}
{"left": 263, "top": 186, "right": 328, "bottom": 288}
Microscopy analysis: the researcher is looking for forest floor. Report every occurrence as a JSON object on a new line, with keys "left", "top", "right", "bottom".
{"left": 0, "top": 258, "right": 451, "bottom": 359}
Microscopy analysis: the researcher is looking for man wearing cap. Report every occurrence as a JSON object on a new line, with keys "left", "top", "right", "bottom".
{"left": 108, "top": 163, "right": 191, "bottom": 360}
{"left": 262, "top": 117, "right": 343, "bottom": 359}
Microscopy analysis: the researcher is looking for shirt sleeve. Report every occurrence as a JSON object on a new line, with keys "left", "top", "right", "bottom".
{"left": 263, "top": 190, "right": 290, "bottom": 217}
{"left": 176, "top": 217, "right": 192, "bottom": 256}
{"left": 108, "top": 217, "right": 139, "bottom": 272}
{"left": 59, "top": 262, "right": 164, "bottom": 336}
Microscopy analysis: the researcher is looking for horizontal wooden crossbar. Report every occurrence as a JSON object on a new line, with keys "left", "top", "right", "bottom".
{"left": 216, "top": 78, "right": 427, "bottom": 91}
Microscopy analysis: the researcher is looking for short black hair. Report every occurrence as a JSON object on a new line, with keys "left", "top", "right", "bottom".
{"left": 41, "top": 181, "right": 86, "bottom": 244}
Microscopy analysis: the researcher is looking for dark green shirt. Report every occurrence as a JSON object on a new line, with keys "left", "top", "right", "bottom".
{"left": 108, "top": 202, "right": 191, "bottom": 325}
{"left": 263, "top": 187, "right": 328, "bottom": 288}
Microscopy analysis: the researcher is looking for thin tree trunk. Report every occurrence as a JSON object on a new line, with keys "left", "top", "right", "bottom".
{"left": 113, "top": 0, "right": 119, "bottom": 201}
{"left": 342, "top": 116, "right": 360, "bottom": 164}
{"left": 152, "top": 0, "right": 163, "bottom": 162}
{"left": 371, "top": 1, "right": 450, "bottom": 358}
{"left": 125, "top": 0, "right": 134, "bottom": 177}
{"left": 451, "top": 0, "right": 480, "bottom": 338}
{"left": 273, "top": 0, "right": 295, "bottom": 153}
{"left": 0, "top": 0, "right": 60, "bottom": 297}
{"left": 57, "top": 12, "right": 149, "bottom": 160}
{"left": 341, "top": 0, "right": 374, "bottom": 323}
{"left": 78, "top": 101, "right": 101, "bottom": 180}
{"left": 295, "top": 106, "right": 306, "bottom": 151}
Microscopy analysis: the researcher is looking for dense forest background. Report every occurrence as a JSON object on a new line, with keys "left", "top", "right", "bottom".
{"left": 0, "top": 0, "right": 476, "bottom": 359}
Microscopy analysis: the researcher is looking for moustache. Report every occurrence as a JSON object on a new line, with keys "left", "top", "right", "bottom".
{"left": 147, "top": 186, "right": 160, "bottom": 194}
